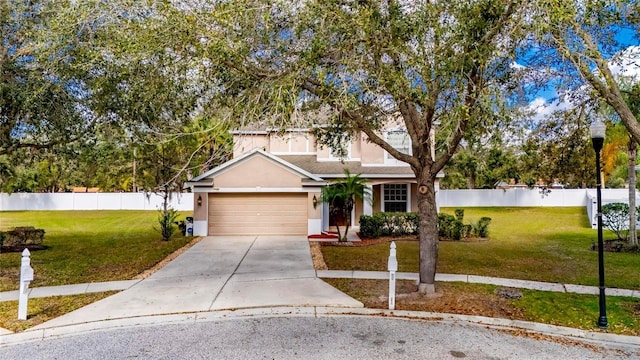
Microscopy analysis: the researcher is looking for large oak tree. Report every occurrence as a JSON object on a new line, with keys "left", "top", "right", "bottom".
{"left": 197, "top": 0, "right": 528, "bottom": 293}
{"left": 0, "top": 1, "right": 88, "bottom": 157}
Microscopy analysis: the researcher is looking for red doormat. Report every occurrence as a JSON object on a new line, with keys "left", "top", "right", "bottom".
{"left": 308, "top": 232, "right": 339, "bottom": 239}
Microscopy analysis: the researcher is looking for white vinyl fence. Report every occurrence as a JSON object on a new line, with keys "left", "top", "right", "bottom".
{"left": 2, "top": 189, "right": 638, "bottom": 229}
{"left": 437, "top": 188, "right": 638, "bottom": 229}
{"left": 436, "top": 188, "right": 589, "bottom": 207}
{"left": 0, "top": 192, "right": 193, "bottom": 211}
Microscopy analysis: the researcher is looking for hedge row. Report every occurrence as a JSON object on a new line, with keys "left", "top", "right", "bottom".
{"left": 359, "top": 210, "right": 491, "bottom": 240}
{"left": 359, "top": 212, "right": 419, "bottom": 238}
{"left": 0, "top": 227, "right": 45, "bottom": 249}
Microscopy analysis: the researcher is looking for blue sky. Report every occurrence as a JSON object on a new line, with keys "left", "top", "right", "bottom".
{"left": 523, "top": 27, "right": 639, "bottom": 123}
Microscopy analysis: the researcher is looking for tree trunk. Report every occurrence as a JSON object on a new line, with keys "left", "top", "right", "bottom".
{"left": 342, "top": 215, "right": 350, "bottom": 242}
{"left": 162, "top": 186, "right": 169, "bottom": 241}
{"left": 466, "top": 177, "right": 475, "bottom": 189}
{"left": 332, "top": 208, "right": 344, "bottom": 242}
{"left": 467, "top": 172, "right": 476, "bottom": 189}
{"left": 416, "top": 170, "right": 439, "bottom": 294}
{"left": 340, "top": 199, "right": 353, "bottom": 242}
{"left": 629, "top": 138, "right": 638, "bottom": 247}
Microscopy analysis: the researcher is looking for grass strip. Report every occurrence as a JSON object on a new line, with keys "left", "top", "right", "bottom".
{"left": 0, "top": 292, "right": 118, "bottom": 332}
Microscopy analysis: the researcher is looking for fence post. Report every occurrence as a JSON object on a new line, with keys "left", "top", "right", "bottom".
{"left": 18, "top": 249, "right": 34, "bottom": 320}
{"left": 388, "top": 241, "right": 397, "bottom": 310}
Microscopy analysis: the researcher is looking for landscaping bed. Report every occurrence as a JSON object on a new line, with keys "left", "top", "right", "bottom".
{"left": 324, "top": 279, "right": 525, "bottom": 319}
{"left": 1, "top": 226, "right": 47, "bottom": 252}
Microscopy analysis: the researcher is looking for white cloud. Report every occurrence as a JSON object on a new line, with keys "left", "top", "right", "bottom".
{"left": 609, "top": 46, "right": 640, "bottom": 83}
{"left": 523, "top": 45, "right": 640, "bottom": 126}
{"left": 524, "top": 94, "right": 577, "bottom": 124}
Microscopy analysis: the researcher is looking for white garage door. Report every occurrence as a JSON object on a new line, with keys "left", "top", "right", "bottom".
{"left": 208, "top": 193, "right": 308, "bottom": 235}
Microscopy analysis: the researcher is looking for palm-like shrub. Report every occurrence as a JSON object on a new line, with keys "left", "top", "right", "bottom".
{"left": 321, "top": 170, "right": 372, "bottom": 241}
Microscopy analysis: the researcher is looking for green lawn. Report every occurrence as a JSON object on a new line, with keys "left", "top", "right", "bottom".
{"left": 0, "top": 211, "right": 192, "bottom": 292}
{"left": 321, "top": 207, "right": 640, "bottom": 290}
{"left": 0, "top": 292, "right": 117, "bottom": 332}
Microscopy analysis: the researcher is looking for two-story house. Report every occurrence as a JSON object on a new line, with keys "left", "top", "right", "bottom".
{"left": 185, "top": 125, "right": 441, "bottom": 237}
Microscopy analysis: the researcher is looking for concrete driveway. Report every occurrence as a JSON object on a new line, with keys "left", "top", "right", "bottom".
{"left": 32, "top": 236, "right": 362, "bottom": 330}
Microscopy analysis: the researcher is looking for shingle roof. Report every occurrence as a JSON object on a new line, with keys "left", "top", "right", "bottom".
{"left": 278, "top": 155, "right": 415, "bottom": 178}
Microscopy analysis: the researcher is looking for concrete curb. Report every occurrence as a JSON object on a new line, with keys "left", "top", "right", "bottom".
{"left": 1, "top": 307, "right": 638, "bottom": 350}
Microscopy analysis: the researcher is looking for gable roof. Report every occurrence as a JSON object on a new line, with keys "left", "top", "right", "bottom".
{"left": 187, "top": 148, "right": 324, "bottom": 184}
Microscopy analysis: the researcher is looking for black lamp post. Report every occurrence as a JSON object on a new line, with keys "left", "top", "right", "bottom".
{"left": 590, "top": 118, "right": 608, "bottom": 329}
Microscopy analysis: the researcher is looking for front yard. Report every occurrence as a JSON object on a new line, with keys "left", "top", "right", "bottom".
{"left": 320, "top": 207, "right": 640, "bottom": 335}
{"left": 0, "top": 211, "right": 192, "bottom": 292}
{"left": 1, "top": 207, "right": 638, "bottom": 335}
{"left": 321, "top": 207, "right": 640, "bottom": 290}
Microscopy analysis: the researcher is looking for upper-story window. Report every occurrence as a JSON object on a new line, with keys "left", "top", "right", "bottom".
{"left": 385, "top": 129, "right": 411, "bottom": 164}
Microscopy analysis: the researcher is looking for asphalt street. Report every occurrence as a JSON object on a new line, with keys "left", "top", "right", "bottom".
{"left": 0, "top": 316, "right": 636, "bottom": 360}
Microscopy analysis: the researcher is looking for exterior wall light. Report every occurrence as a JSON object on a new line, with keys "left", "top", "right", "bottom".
{"left": 312, "top": 195, "right": 318, "bottom": 209}
{"left": 197, "top": 195, "right": 202, "bottom": 207}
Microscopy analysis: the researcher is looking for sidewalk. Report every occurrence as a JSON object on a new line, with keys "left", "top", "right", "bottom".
{"left": 2, "top": 271, "right": 638, "bottom": 302}
{"left": 317, "top": 271, "right": 640, "bottom": 298}
{"left": 0, "top": 280, "right": 140, "bottom": 302}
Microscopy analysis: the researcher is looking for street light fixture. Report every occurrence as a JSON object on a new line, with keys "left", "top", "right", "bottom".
{"left": 590, "top": 118, "right": 608, "bottom": 329}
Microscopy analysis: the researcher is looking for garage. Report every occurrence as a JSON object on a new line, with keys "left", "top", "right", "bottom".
{"left": 208, "top": 193, "right": 308, "bottom": 235}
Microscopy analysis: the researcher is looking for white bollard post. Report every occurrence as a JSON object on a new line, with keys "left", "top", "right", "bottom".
{"left": 388, "top": 241, "right": 397, "bottom": 310}
{"left": 18, "top": 249, "right": 34, "bottom": 320}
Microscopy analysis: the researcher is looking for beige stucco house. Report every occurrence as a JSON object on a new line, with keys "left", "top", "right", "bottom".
{"left": 185, "top": 127, "right": 441, "bottom": 236}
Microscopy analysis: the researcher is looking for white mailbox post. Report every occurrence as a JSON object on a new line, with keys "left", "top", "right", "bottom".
{"left": 18, "top": 248, "right": 34, "bottom": 320}
{"left": 388, "top": 241, "right": 397, "bottom": 310}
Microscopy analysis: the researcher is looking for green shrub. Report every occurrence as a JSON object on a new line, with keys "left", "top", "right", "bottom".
{"left": 473, "top": 217, "right": 492, "bottom": 238}
{"left": 378, "top": 212, "right": 419, "bottom": 236}
{"left": 463, "top": 224, "right": 473, "bottom": 238}
{"left": 359, "top": 215, "right": 381, "bottom": 238}
{"left": 1, "top": 227, "right": 45, "bottom": 248}
{"left": 602, "top": 202, "right": 630, "bottom": 241}
{"left": 157, "top": 208, "right": 180, "bottom": 241}
{"left": 438, "top": 213, "right": 463, "bottom": 240}
{"left": 359, "top": 212, "right": 419, "bottom": 238}
{"left": 360, "top": 209, "right": 491, "bottom": 240}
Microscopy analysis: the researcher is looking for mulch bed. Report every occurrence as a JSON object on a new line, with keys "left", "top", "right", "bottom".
{"left": 324, "top": 279, "right": 526, "bottom": 320}
{"left": 318, "top": 234, "right": 488, "bottom": 247}
{"left": 318, "top": 235, "right": 416, "bottom": 247}
{"left": 594, "top": 239, "right": 640, "bottom": 253}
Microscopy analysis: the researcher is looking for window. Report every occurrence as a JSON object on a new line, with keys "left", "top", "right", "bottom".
{"left": 385, "top": 130, "right": 411, "bottom": 164}
{"left": 383, "top": 184, "right": 408, "bottom": 212}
